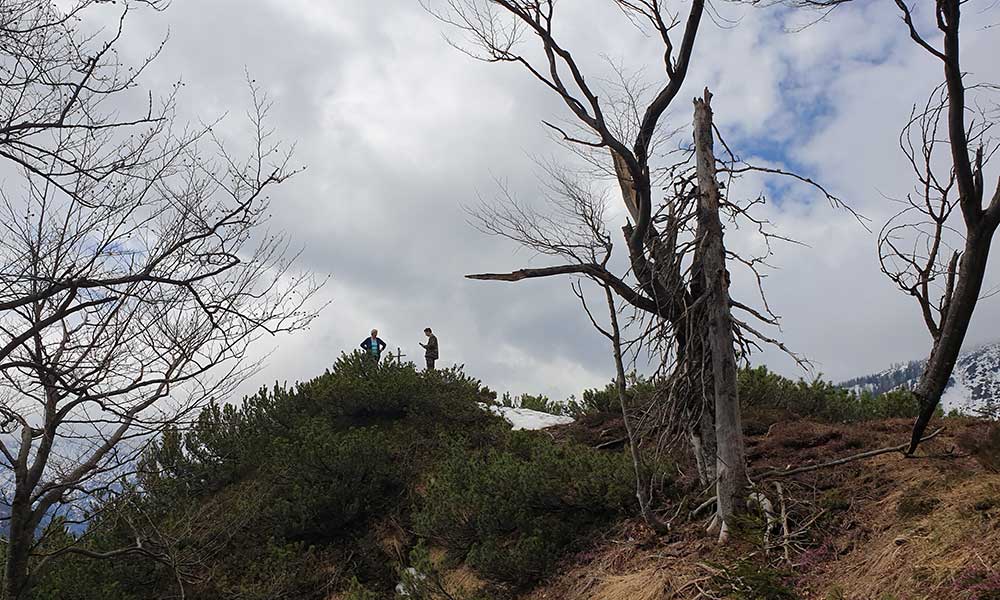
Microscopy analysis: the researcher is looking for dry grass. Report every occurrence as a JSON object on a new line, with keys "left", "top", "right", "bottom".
{"left": 428, "top": 548, "right": 489, "bottom": 597}
{"left": 519, "top": 560, "right": 683, "bottom": 600}
{"left": 804, "top": 451, "right": 1000, "bottom": 599}
{"left": 519, "top": 417, "right": 1000, "bottom": 600}
{"left": 515, "top": 520, "right": 715, "bottom": 600}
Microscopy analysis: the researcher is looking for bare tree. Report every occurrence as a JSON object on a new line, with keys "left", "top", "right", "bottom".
{"left": 426, "top": 0, "right": 720, "bottom": 489}
{"left": 468, "top": 89, "right": 825, "bottom": 539}
{"left": 428, "top": 0, "right": 844, "bottom": 541}
{"left": 424, "top": 0, "right": 704, "bottom": 325}
{"left": 874, "top": 0, "right": 1000, "bottom": 453}
{"left": 771, "top": 0, "right": 1000, "bottom": 457}
{"left": 692, "top": 90, "right": 745, "bottom": 541}
{"left": 0, "top": 3, "right": 323, "bottom": 598}
{"left": 575, "top": 279, "right": 670, "bottom": 534}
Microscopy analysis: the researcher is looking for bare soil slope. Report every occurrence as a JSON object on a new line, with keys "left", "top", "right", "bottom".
{"left": 520, "top": 417, "right": 1000, "bottom": 600}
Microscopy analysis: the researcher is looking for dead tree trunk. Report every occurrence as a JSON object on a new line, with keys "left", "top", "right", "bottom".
{"left": 857, "top": 0, "right": 1000, "bottom": 454}
{"left": 602, "top": 286, "right": 669, "bottom": 534}
{"left": 692, "top": 89, "right": 747, "bottom": 542}
{"left": 904, "top": 0, "right": 1000, "bottom": 452}
{"left": 614, "top": 152, "right": 718, "bottom": 485}
{"left": 692, "top": 398, "right": 718, "bottom": 489}
{"left": 909, "top": 225, "right": 997, "bottom": 451}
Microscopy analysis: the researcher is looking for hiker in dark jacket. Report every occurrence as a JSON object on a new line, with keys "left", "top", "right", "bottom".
{"left": 420, "top": 327, "right": 438, "bottom": 370}
{"left": 361, "top": 329, "right": 387, "bottom": 361}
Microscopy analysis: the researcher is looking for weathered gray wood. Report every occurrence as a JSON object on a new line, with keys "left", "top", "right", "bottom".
{"left": 692, "top": 88, "right": 747, "bottom": 543}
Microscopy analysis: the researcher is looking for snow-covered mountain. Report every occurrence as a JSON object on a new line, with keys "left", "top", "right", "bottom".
{"left": 841, "top": 342, "right": 1000, "bottom": 417}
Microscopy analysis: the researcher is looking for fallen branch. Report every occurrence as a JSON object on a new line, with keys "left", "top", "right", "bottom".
{"left": 755, "top": 427, "right": 944, "bottom": 479}
{"left": 747, "top": 490, "right": 777, "bottom": 549}
{"left": 594, "top": 436, "right": 626, "bottom": 449}
{"left": 690, "top": 495, "right": 718, "bottom": 519}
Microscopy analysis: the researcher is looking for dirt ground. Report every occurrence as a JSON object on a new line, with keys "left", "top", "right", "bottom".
{"left": 517, "top": 417, "right": 1000, "bottom": 600}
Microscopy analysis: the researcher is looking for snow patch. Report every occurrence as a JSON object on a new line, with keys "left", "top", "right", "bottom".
{"left": 482, "top": 404, "right": 574, "bottom": 430}
{"left": 940, "top": 377, "right": 974, "bottom": 414}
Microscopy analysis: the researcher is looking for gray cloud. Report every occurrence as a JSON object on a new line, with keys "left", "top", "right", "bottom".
{"left": 98, "top": 0, "right": 1000, "bottom": 401}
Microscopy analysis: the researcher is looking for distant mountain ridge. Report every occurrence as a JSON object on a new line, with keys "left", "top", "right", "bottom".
{"left": 841, "top": 342, "right": 1000, "bottom": 417}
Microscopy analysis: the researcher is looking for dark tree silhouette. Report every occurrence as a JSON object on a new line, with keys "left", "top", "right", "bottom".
{"left": 0, "top": 3, "right": 323, "bottom": 598}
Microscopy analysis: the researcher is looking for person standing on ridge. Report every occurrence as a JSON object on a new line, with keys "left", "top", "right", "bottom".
{"left": 420, "top": 327, "right": 438, "bottom": 371}
{"left": 361, "top": 329, "right": 387, "bottom": 362}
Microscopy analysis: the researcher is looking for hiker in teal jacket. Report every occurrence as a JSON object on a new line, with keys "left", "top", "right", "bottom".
{"left": 361, "top": 329, "right": 387, "bottom": 361}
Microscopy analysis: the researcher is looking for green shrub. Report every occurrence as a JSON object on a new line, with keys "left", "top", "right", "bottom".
{"left": 414, "top": 431, "right": 635, "bottom": 586}
{"left": 17, "top": 522, "right": 139, "bottom": 600}
{"left": 500, "top": 391, "right": 568, "bottom": 416}
{"left": 572, "top": 385, "right": 619, "bottom": 415}
{"left": 342, "top": 578, "right": 381, "bottom": 600}
{"left": 566, "top": 374, "right": 656, "bottom": 417}
{"left": 114, "top": 357, "right": 504, "bottom": 597}
{"left": 266, "top": 425, "right": 407, "bottom": 540}
{"left": 29, "top": 357, "right": 637, "bottom": 599}
{"left": 207, "top": 541, "right": 332, "bottom": 600}
{"left": 739, "top": 366, "right": 930, "bottom": 424}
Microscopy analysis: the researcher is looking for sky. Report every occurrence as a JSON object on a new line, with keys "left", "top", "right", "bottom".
{"left": 93, "top": 0, "right": 1000, "bottom": 403}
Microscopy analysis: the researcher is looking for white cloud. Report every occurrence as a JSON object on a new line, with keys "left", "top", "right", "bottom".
{"left": 100, "top": 0, "right": 1000, "bottom": 401}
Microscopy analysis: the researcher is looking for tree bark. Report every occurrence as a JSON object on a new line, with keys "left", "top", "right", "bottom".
{"left": 904, "top": 0, "right": 1000, "bottom": 453}
{"left": 693, "top": 89, "right": 747, "bottom": 542}
{"left": 4, "top": 496, "right": 34, "bottom": 600}
{"left": 909, "top": 226, "right": 996, "bottom": 452}
{"left": 692, "top": 402, "right": 718, "bottom": 489}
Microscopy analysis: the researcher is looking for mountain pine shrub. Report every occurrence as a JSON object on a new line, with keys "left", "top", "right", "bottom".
{"left": 414, "top": 431, "right": 636, "bottom": 586}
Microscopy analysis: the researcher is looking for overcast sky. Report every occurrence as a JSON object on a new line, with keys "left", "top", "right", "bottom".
{"left": 101, "top": 0, "right": 999, "bottom": 402}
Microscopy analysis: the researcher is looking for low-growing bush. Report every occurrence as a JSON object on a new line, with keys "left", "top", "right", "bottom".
{"left": 266, "top": 425, "right": 407, "bottom": 540}
{"left": 952, "top": 567, "right": 1000, "bottom": 600}
{"left": 496, "top": 374, "right": 655, "bottom": 418}
{"left": 534, "top": 366, "right": 932, "bottom": 426}
{"left": 499, "top": 391, "right": 566, "bottom": 415}
{"left": 58, "top": 356, "right": 509, "bottom": 599}
{"left": 342, "top": 578, "right": 381, "bottom": 600}
{"left": 565, "top": 374, "right": 656, "bottom": 417}
{"left": 709, "top": 559, "right": 798, "bottom": 600}
{"left": 739, "top": 366, "right": 928, "bottom": 424}
{"left": 415, "top": 431, "right": 635, "bottom": 586}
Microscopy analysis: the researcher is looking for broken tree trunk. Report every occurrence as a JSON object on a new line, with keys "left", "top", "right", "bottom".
{"left": 614, "top": 153, "right": 717, "bottom": 485}
{"left": 692, "top": 88, "right": 747, "bottom": 543}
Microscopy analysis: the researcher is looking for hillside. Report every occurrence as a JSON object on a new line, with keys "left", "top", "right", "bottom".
{"left": 517, "top": 417, "right": 1000, "bottom": 600}
{"left": 17, "top": 357, "right": 1000, "bottom": 600}
{"left": 21, "top": 355, "right": 642, "bottom": 600}
{"left": 842, "top": 342, "right": 1000, "bottom": 417}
